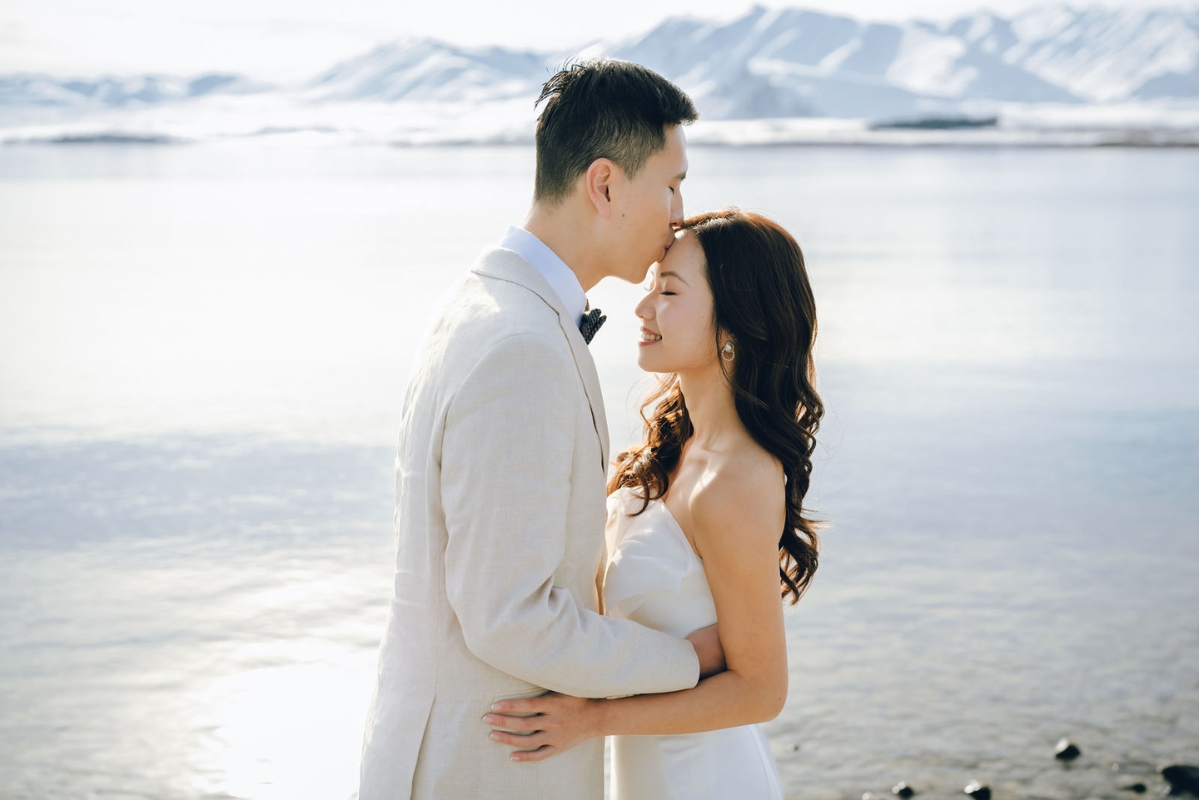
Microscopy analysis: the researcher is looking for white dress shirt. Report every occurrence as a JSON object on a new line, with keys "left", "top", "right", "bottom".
{"left": 498, "top": 226, "right": 588, "bottom": 328}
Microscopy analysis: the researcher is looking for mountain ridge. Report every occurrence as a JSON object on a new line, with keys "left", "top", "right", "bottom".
{"left": 1, "top": 4, "right": 1195, "bottom": 145}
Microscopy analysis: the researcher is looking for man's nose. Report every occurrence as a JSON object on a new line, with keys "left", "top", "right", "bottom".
{"left": 670, "top": 189, "right": 684, "bottom": 228}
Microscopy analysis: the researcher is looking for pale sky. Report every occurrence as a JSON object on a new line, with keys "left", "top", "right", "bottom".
{"left": 1, "top": 0, "right": 1192, "bottom": 81}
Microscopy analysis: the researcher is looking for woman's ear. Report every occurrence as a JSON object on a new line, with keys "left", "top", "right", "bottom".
{"left": 718, "top": 331, "right": 738, "bottom": 363}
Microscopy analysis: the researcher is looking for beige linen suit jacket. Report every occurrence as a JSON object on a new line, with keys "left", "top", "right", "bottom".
{"left": 359, "top": 247, "right": 701, "bottom": 800}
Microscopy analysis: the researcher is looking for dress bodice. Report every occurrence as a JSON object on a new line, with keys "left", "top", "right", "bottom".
{"left": 602, "top": 487, "right": 718, "bottom": 639}
{"left": 601, "top": 487, "right": 785, "bottom": 800}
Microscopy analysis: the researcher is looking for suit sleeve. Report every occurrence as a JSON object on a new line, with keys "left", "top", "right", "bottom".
{"left": 440, "top": 332, "right": 700, "bottom": 698}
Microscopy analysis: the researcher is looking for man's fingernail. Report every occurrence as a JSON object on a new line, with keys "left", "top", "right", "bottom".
{"left": 491, "top": 703, "right": 501, "bottom": 711}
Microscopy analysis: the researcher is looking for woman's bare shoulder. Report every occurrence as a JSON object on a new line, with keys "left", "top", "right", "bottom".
{"left": 688, "top": 443, "right": 785, "bottom": 552}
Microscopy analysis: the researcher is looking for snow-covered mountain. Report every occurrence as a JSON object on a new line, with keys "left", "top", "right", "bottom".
{"left": 0, "top": 73, "right": 268, "bottom": 109}
{"left": 289, "top": 4, "right": 1198, "bottom": 119}
{"left": 303, "top": 39, "right": 557, "bottom": 104}
{"left": 962, "top": 5, "right": 1199, "bottom": 101}
{"left": 1, "top": 4, "right": 1195, "bottom": 144}
{"left": 285, "top": 4, "right": 1198, "bottom": 119}
{"left": 598, "top": 4, "right": 1197, "bottom": 118}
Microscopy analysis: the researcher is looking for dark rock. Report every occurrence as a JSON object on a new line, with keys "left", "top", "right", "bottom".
{"left": 1055, "top": 738, "right": 1082, "bottom": 761}
{"left": 1122, "top": 783, "right": 1147, "bottom": 793}
{"left": 788, "top": 742, "right": 799, "bottom": 752}
{"left": 964, "top": 781, "right": 991, "bottom": 800}
{"left": 893, "top": 783, "right": 915, "bottom": 798}
{"left": 1160, "top": 765, "right": 1199, "bottom": 796}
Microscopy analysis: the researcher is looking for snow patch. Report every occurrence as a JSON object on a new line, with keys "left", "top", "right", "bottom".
{"left": 886, "top": 27, "right": 975, "bottom": 97}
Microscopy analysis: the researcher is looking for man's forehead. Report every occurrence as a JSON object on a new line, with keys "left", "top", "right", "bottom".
{"left": 662, "top": 152, "right": 688, "bottom": 181}
{"left": 673, "top": 146, "right": 689, "bottom": 180}
{"left": 658, "top": 125, "right": 688, "bottom": 169}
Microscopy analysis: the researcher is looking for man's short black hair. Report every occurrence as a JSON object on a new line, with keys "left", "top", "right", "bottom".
{"left": 534, "top": 59, "right": 698, "bottom": 204}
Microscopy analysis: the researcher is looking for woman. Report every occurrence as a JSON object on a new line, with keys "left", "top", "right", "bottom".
{"left": 483, "top": 209, "right": 823, "bottom": 799}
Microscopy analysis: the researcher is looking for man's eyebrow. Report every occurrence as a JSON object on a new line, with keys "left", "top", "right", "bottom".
{"left": 659, "top": 270, "right": 690, "bottom": 286}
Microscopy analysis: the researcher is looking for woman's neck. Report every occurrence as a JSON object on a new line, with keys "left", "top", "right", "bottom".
{"left": 678, "top": 366, "right": 743, "bottom": 452}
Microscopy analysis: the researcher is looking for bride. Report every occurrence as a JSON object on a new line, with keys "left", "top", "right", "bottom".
{"left": 483, "top": 208, "right": 823, "bottom": 799}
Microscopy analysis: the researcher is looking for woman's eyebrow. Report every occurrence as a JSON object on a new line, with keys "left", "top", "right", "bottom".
{"left": 658, "top": 270, "right": 690, "bottom": 286}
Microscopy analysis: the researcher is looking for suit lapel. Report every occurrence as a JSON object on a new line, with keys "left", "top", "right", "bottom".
{"left": 473, "top": 248, "right": 611, "bottom": 471}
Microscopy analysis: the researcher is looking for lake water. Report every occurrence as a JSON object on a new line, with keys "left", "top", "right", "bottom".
{"left": 0, "top": 143, "right": 1196, "bottom": 800}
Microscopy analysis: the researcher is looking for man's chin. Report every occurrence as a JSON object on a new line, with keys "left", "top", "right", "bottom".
{"left": 624, "top": 264, "right": 652, "bottom": 284}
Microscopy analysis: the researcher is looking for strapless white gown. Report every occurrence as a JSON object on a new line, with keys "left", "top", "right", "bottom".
{"left": 602, "top": 487, "right": 785, "bottom": 800}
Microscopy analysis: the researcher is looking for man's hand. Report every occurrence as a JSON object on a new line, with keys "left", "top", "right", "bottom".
{"left": 686, "top": 623, "right": 726, "bottom": 678}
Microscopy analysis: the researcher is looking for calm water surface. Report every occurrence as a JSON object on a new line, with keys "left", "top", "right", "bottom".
{"left": 0, "top": 144, "right": 1196, "bottom": 800}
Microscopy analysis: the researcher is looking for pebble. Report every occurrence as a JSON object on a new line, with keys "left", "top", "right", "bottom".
{"left": 788, "top": 743, "right": 799, "bottom": 752}
{"left": 964, "top": 781, "right": 991, "bottom": 800}
{"left": 893, "top": 782, "right": 915, "bottom": 798}
{"left": 1160, "top": 765, "right": 1199, "bottom": 796}
{"left": 1122, "top": 783, "right": 1147, "bottom": 793}
{"left": 1055, "top": 739, "right": 1082, "bottom": 761}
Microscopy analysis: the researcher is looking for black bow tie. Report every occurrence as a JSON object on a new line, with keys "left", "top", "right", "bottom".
{"left": 579, "top": 306, "right": 606, "bottom": 345}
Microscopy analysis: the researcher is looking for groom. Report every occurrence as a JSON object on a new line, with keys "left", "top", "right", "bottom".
{"left": 358, "top": 59, "right": 719, "bottom": 800}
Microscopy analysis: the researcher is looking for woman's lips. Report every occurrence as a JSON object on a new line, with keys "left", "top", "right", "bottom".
{"left": 639, "top": 327, "right": 662, "bottom": 347}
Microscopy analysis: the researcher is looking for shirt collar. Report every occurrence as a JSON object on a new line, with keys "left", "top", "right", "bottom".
{"left": 498, "top": 226, "right": 588, "bottom": 328}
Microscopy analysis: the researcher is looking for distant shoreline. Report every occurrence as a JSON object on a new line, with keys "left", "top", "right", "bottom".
{"left": 4, "top": 96, "right": 1195, "bottom": 150}
{"left": 4, "top": 111, "right": 1195, "bottom": 149}
{"left": 5, "top": 135, "right": 1196, "bottom": 149}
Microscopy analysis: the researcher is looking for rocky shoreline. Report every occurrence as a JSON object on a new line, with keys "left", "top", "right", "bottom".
{"left": 848, "top": 742, "right": 1197, "bottom": 800}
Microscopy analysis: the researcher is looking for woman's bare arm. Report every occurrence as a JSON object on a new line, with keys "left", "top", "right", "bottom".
{"left": 484, "top": 468, "right": 788, "bottom": 761}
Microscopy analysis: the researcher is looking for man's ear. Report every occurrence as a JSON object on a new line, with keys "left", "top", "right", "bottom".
{"left": 584, "top": 158, "right": 616, "bottom": 219}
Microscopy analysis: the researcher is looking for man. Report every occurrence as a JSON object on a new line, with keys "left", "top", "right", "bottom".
{"left": 359, "top": 59, "right": 721, "bottom": 800}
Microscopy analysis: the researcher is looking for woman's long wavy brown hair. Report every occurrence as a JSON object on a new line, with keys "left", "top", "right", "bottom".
{"left": 607, "top": 209, "right": 823, "bottom": 603}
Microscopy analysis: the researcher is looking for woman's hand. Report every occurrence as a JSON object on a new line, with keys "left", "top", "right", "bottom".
{"left": 483, "top": 692, "right": 604, "bottom": 762}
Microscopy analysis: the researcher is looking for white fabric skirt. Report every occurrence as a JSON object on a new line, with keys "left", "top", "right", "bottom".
{"left": 610, "top": 723, "right": 784, "bottom": 800}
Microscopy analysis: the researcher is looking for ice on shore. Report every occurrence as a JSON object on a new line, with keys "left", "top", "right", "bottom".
{"left": 2, "top": 95, "right": 1195, "bottom": 148}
